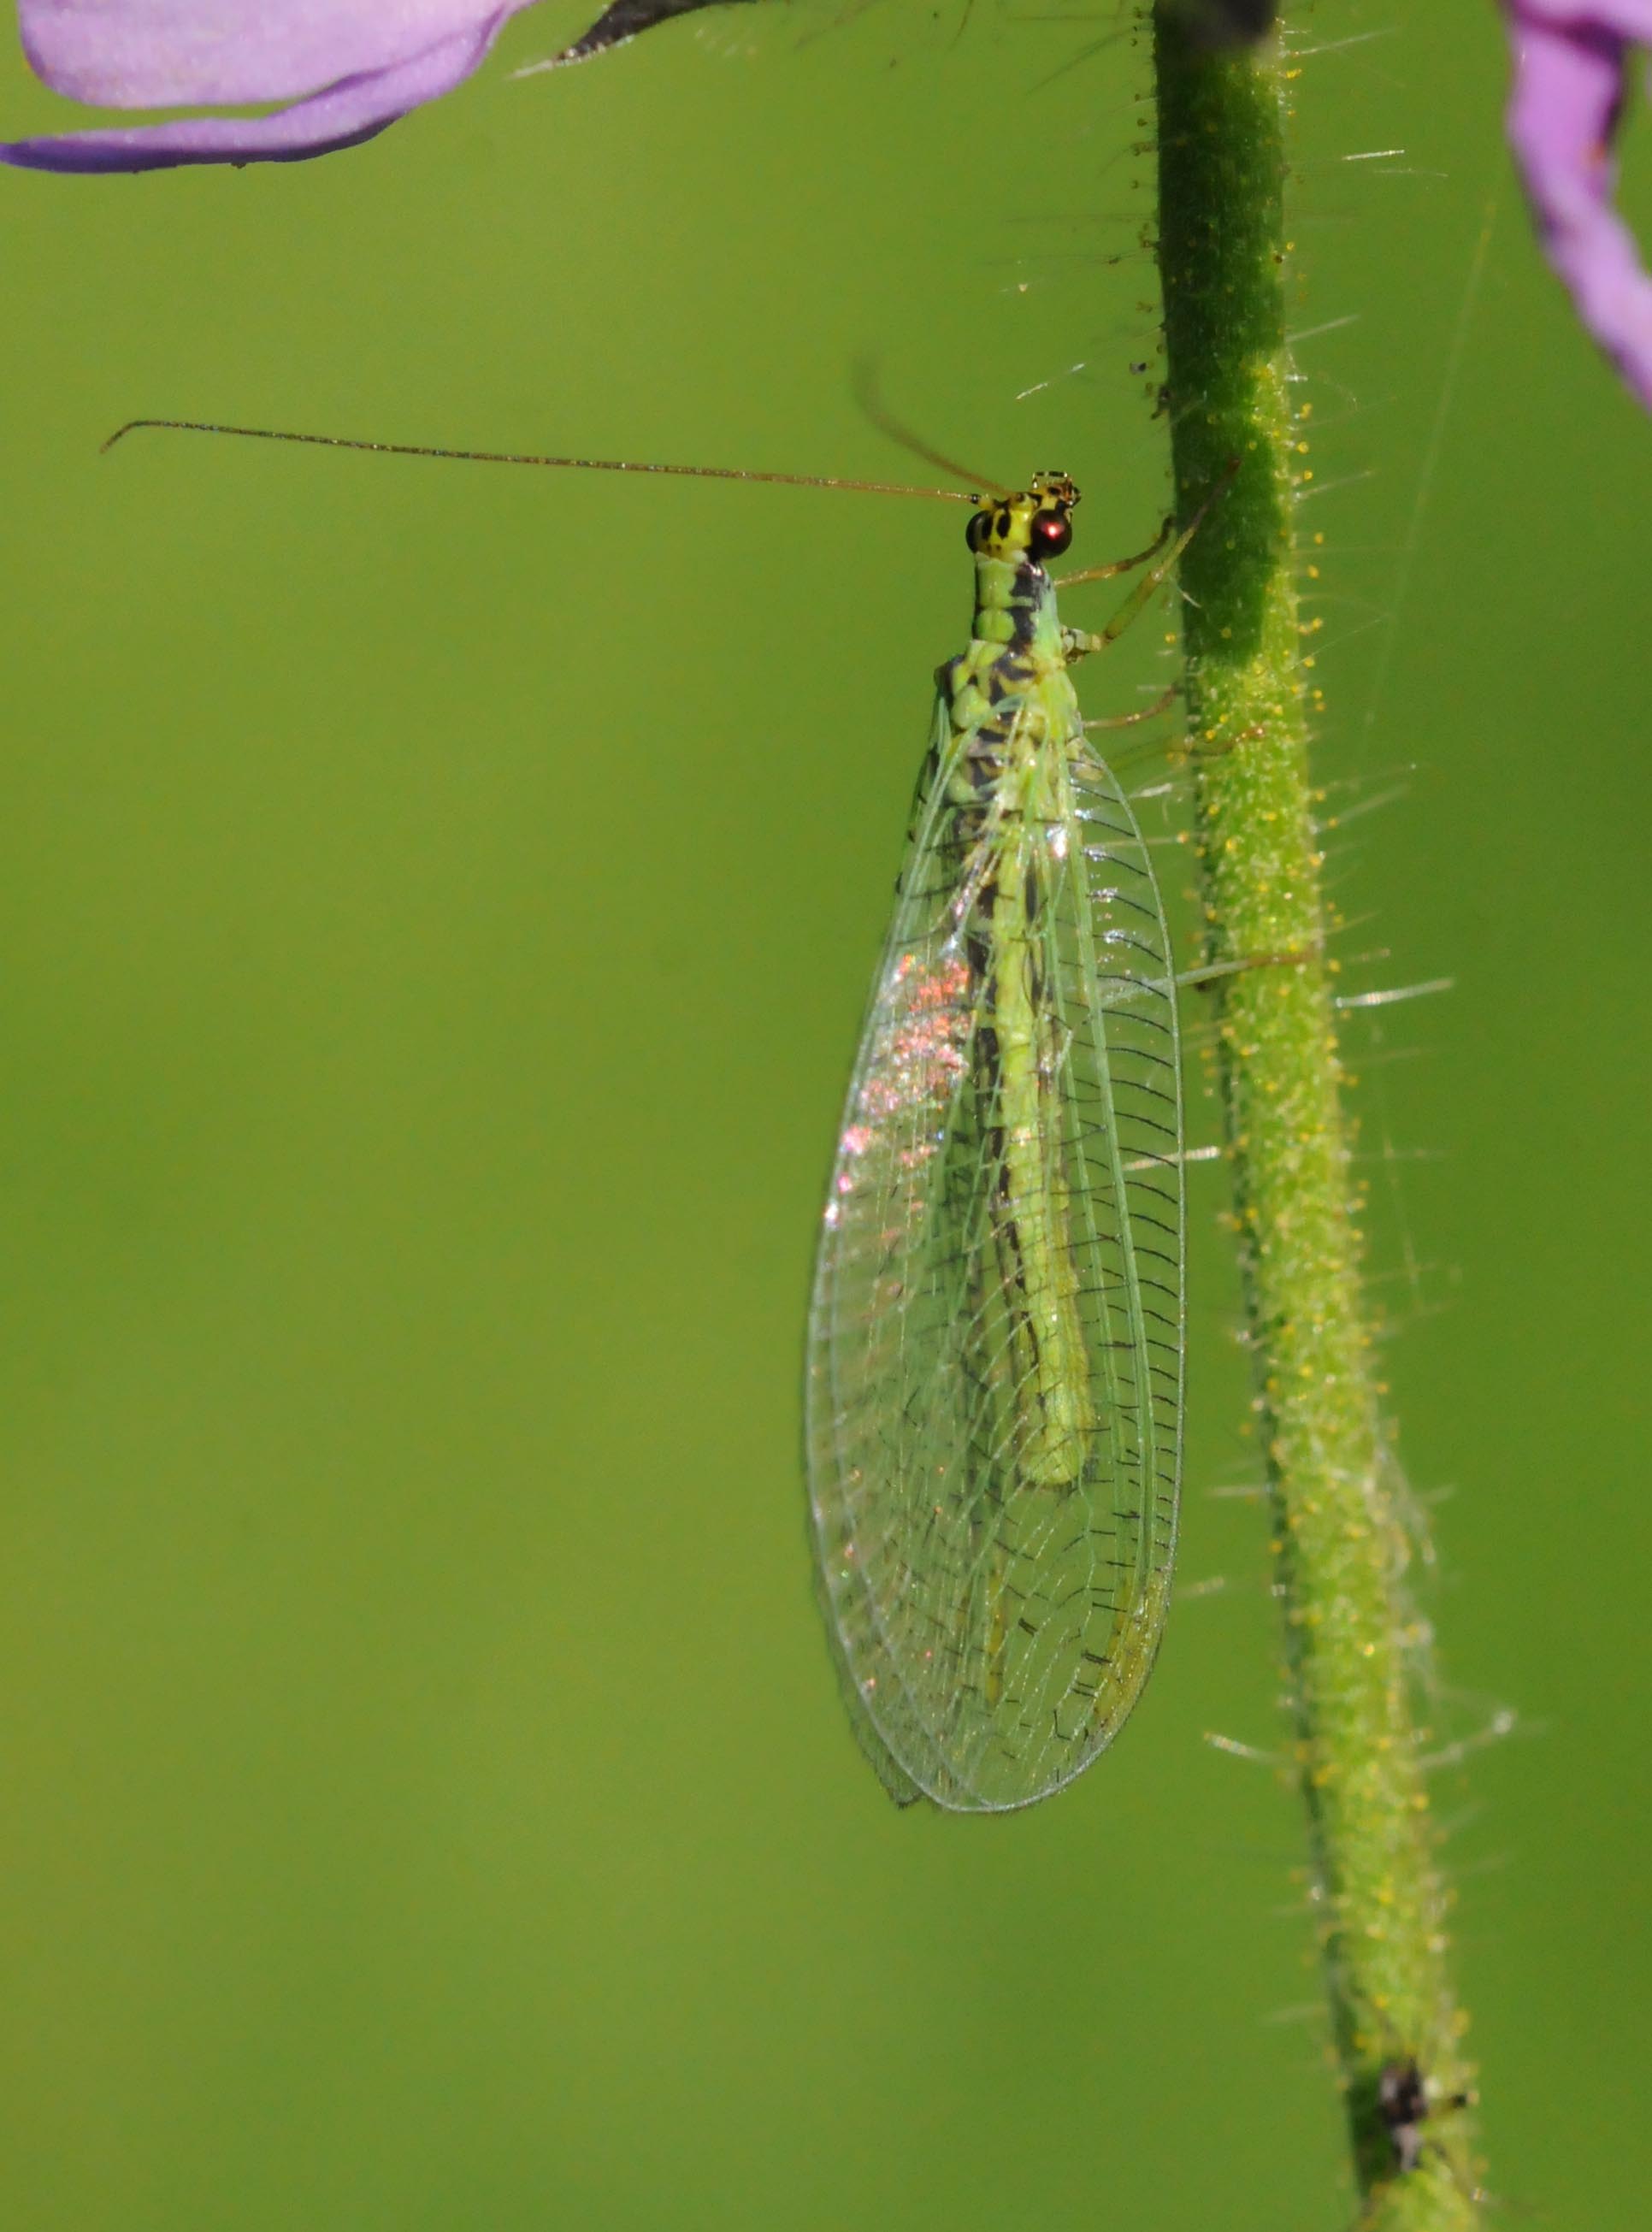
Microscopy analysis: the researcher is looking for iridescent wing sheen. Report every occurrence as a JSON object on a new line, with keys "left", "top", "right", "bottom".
{"left": 805, "top": 679, "right": 1183, "bottom": 1812}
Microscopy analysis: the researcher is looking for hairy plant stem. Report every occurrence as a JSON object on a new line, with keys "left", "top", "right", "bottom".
{"left": 1149, "top": 13, "right": 1478, "bottom": 2225}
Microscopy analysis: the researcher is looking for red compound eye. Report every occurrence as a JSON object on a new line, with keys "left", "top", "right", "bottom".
{"left": 1030, "top": 511, "right": 1072, "bottom": 560}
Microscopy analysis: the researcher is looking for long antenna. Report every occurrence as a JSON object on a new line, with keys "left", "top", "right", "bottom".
{"left": 100, "top": 418, "right": 981, "bottom": 504}
{"left": 850, "top": 363, "right": 1009, "bottom": 499}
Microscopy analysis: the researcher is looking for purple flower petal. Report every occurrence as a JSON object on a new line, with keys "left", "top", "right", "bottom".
{"left": 1515, "top": 0, "right": 1652, "bottom": 34}
{"left": 2, "top": 2, "right": 531, "bottom": 172}
{"left": 1505, "top": 2, "right": 1652, "bottom": 409}
{"left": 16, "top": 0, "right": 529, "bottom": 106}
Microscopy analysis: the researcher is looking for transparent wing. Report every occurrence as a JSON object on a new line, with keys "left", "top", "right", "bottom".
{"left": 805, "top": 682, "right": 1183, "bottom": 1811}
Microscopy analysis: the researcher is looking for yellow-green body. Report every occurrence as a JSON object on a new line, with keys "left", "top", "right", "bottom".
{"left": 806, "top": 478, "right": 1185, "bottom": 1811}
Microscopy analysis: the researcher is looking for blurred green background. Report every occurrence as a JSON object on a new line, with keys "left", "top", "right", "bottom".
{"left": 1, "top": 3, "right": 1647, "bottom": 2226}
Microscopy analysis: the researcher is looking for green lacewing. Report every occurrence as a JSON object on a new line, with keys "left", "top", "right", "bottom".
{"left": 104, "top": 416, "right": 1207, "bottom": 1812}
